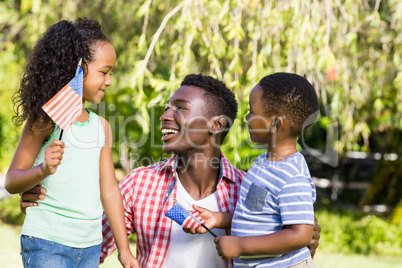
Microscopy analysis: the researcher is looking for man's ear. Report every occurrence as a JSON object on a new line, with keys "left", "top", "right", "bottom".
{"left": 271, "top": 116, "right": 283, "bottom": 133}
{"left": 209, "top": 116, "right": 228, "bottom": 135}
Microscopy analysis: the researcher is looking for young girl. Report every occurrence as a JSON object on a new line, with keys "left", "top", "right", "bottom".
{"left": 5, "top": 18, "right": 138, "bottom": 268}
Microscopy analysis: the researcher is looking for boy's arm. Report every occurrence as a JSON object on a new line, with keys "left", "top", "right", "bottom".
{"left": 215, "top": 224, "right": 313, "bottom": 260}
{"left": 183, "top": 204, "right": 233, "bottom": 234}
{"left": 99, "top": 118, "right": 138, "bottom": 268}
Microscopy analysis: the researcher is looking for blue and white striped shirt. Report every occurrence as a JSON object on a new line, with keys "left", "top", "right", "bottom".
{"left": 231, "top": 151, "right": 316, "bottom": 267}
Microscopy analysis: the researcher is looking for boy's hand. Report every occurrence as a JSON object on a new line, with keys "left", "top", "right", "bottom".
{"left": 118, "top": 250, "right": 139, "bottom": 268}
{"left": 182, "top": 204, "right": 217, "bottom": 234}
{"left": 19, "top": 183, "right": 47, "bottom": 214}
{"left": 308, "top": 216, "right": 321, "bottom": 257}
{"left": 214, "top": 236, "right": 241, "bottom": 260}
{"left": 42, "top": 140, "right": 65, "bottom": 176}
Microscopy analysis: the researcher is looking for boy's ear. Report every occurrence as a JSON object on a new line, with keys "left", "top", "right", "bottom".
{"left": 209, "top": 116, "right": 228, "bottom": 135}
{"left": 271, "top": 116, "right": 283, "bottom": 133}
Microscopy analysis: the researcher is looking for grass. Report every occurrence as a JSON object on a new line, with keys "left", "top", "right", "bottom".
{"left": 1, "top": 222, "right": 402, "bottom": 268}
{"left": 314, "top": 252, "right": 402, "bottom": 268}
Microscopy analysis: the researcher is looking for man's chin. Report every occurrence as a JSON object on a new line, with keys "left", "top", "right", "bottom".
{"left": 162, "top": 143, "right": 190, "bottom": 155}
{"left": 162, "top": 144, "right": 176, "bottom": 155}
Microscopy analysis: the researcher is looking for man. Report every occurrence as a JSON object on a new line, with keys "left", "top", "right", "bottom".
{"left": 21, "top": 74, "right": 320, "bottom": 268}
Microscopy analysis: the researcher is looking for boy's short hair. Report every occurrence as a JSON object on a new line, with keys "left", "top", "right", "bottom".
{"left": 258, "top": 72, "right": 319, "bottom": 138}
{"left": 181, "top": 74, "right": 238, "bottom": 141}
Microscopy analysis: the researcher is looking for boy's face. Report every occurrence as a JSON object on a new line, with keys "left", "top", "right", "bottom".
{"left": 245, "top": 85, "right": 272, "bottom": 144}
{"left": 160, "top": 85, "right": 212, "bottom": 154}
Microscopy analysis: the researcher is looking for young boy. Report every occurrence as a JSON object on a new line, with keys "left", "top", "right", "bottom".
{"left": 188, "top": 72, "right": 319, "bottom": 267}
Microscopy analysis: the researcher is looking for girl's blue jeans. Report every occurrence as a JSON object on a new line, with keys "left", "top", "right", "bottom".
{"left": 20, "top": 235, "right": 101, "bottom": 268}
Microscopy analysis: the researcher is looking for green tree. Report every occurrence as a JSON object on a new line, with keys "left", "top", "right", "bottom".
{"left": 0, "top": 0, "right": 400, "bottom": 212}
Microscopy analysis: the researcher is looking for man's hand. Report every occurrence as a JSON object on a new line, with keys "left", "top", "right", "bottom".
{"left": 20, "top": 182, "right": 46, "bottom": 214}
{"left": 308, "top": 216, "right": 321, "bottom": 258}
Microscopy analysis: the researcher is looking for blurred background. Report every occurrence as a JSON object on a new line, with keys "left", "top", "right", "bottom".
{"left": 0, "top": 0, "right": 401, "bottom": 267}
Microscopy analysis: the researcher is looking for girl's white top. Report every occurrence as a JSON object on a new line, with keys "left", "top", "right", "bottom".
{"left": 22, "top": 109, "right": 105, "bottom": 248}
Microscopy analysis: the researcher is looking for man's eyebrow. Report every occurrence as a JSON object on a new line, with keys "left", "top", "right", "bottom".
{"left": 167, "top": 99, "right": 190, "bottom": 104}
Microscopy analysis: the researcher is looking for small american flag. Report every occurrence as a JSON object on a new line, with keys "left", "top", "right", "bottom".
{"left": 42, "top": 66, "right": 83, "bottom": 132}
{"left": 165, "top": 204, "right": 205, "bottom": 229}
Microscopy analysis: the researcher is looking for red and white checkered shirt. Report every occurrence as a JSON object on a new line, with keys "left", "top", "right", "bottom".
{"left": 100, "top": 152, "right": 244, "bottom": 268}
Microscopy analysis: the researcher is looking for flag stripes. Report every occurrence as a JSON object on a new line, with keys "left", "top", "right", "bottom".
{"left": 182, "top": 210, "right": 204, "bottom": 228}
{"left": 165, "top": 204, "right": 205, "bottom": 229}
{"left": 42, "top": 66, "right": 83, "bottom": 132}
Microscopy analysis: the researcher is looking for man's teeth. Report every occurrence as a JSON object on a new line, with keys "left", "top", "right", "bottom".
{"left": 162, "top": 129, "right": 179, "bottom": 135}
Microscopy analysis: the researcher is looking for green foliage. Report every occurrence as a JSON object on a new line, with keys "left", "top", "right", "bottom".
{"left": 0, "top": 1, "right": 400, "bottom": 207}
{"left": 317, "top": 209, "right": 402, "bottom": 256}
{"left": 0, "top": 195, "right": 25, "bottom": 225}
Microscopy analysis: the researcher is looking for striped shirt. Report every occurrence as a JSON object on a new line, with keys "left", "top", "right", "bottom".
{"left": 231, "top": 152, "right": 316, "bottom": 267}
{"left": 100, "top": 152, "right": 244, "bottom": 268}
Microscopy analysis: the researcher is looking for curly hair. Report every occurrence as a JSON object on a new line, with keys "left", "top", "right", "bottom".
{"left": 258, "top": 72, "right": 319, "bottom": 138}
{"left": 12, "top": 17, "right": 110, "bottom": 130}
{"left": 181, "top": 74, "right": 238, "bottom": 141}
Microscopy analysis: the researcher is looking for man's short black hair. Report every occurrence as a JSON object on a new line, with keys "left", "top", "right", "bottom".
{"left": 258, "top": 72, "right": 319, "bottom": 137}
{"left": 181, "top": 74, "right": 238, "bottom": 141}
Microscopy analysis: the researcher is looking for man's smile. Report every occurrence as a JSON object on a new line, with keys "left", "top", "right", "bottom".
{"left": 161, "top": 128, "right": 179, "bottom": 141}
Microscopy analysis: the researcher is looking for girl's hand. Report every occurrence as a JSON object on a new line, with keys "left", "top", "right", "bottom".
{"left": 118, "top": 250, "right": 139, "bottom": 268}
{"left": 182, "top": 204, "right": 217, "bottom": 235}
{"left": 42, "top": 140, "right": 65, "bottom": 175}
{"left": 214, "top": 236, "right": 242, "bottom": 260}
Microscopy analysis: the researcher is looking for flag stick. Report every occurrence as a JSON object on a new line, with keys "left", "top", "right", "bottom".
{"left": 173, "top": 198, "right": 217, "bottom": 238}
{"left": 59, "top": 129, "right": 64, "bottom": 141}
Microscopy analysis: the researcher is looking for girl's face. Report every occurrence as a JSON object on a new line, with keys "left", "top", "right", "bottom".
{"left": 83, "top": 41, "right": 116, "bottom": 104}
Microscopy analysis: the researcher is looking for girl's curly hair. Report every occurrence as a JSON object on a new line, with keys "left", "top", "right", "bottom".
{"left": 12, "top": 17, "right": 110, "bottom": 130}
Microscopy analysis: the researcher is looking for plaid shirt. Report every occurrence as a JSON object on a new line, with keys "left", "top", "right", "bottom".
{"left": 100, "top": 152, "right": 244, "bottom": 268}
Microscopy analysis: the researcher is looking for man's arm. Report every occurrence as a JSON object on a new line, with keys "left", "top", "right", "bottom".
{"left": 308, "top": 216, "right": 321, "bottom": 258}
{"left": 19, "top": 182, "right": 46, "bottom": 214}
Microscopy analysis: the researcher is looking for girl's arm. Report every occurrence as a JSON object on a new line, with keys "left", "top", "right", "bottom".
{"left": 98, "top": 117, "right": 138, "bottom": 268}
{"left": 214, "top": 224, "right": 313, "bottom": 260}
{"left": 5, "top": 121, "right": 63, "bottom": 194}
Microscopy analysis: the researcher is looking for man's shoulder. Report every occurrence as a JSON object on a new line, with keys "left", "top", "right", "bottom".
{"left": 220, "top": 152, "right": 245, "bottom": 183}
{"left": 129, "top": 160, "right": 169, "bottom": 176}
{"left": 120, "top": 159, "right": 172, "bottom": 187}
{"left": 232, "top": 166, "right": 246, "bottom": 177}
